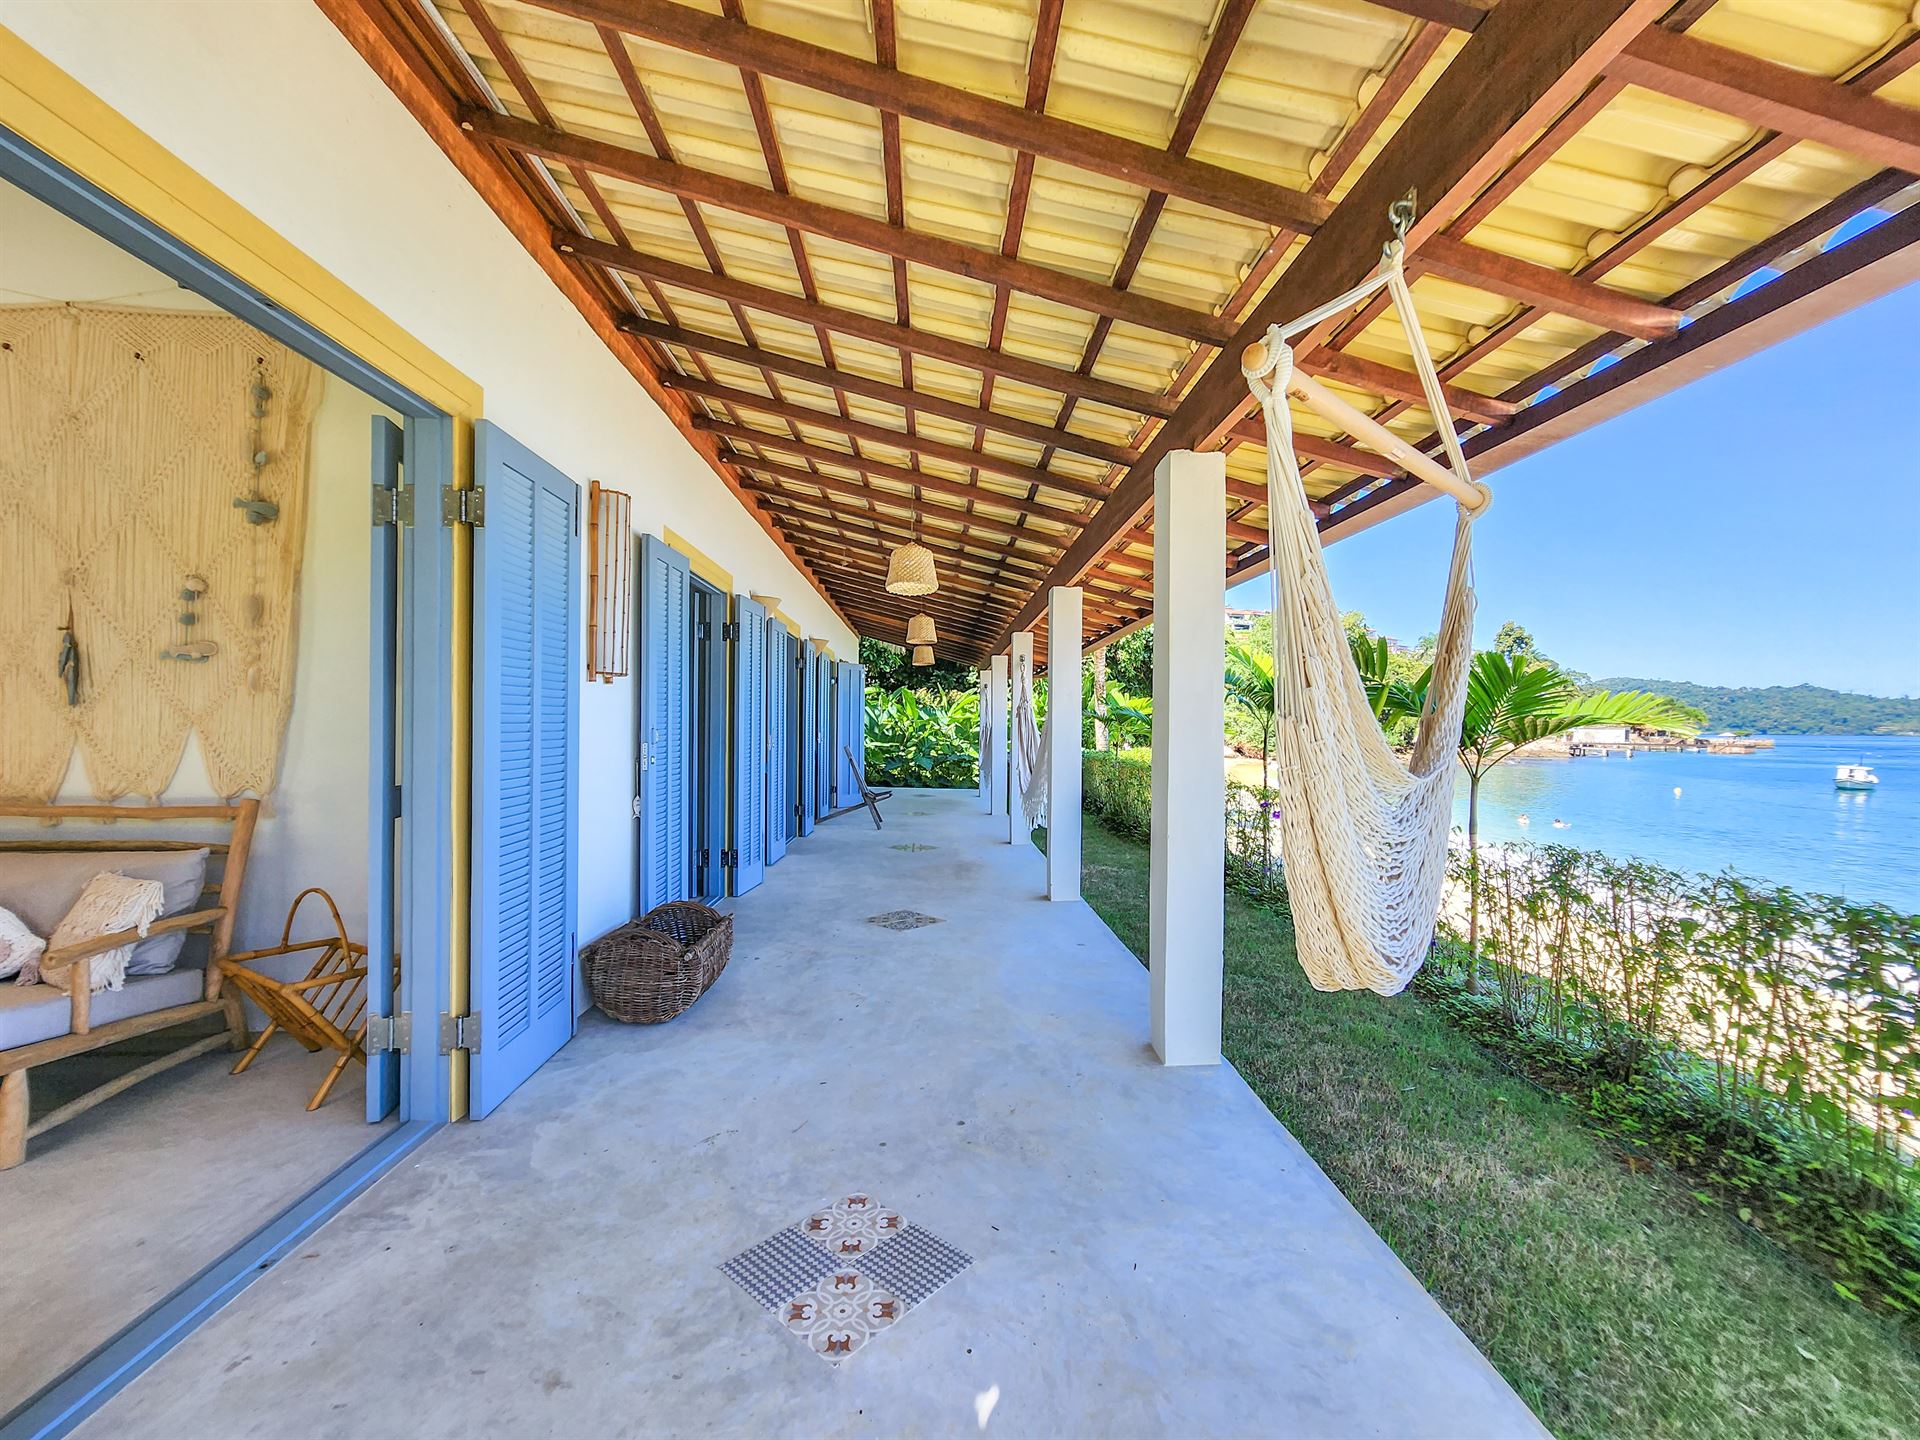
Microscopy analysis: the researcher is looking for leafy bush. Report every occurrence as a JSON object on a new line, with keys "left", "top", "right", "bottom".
{"left": 1433, "top": 841, "right": 1920, "bottom": 1313}
{"left": 1082, "top": 750, "right": 1289, "bottom": 914}
{"left": 863, "top": 685, "right": 979, "bottom": 788}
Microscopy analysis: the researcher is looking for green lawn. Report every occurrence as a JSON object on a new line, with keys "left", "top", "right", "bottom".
{"left": 1065, "top": 817, "right": 1920, "bottom": 1440}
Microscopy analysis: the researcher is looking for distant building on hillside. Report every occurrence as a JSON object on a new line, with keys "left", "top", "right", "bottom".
{"left": 1566, "top": 724, "right": 1632, "bottom": 746}
{"left": 1225, "top": 607, "right": 1265, "bottom": 634}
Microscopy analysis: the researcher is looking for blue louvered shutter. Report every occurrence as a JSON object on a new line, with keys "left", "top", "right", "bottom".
{"left": 638, "top": 535, "right": 692, "bottom": 912}
{"left": 815, "top": 652, "right": 834, "bottom": 818}
{"left": 766, "top": 622, "right": 789, "bottom": 865}
{"left": 471, "top": 422, "right": 579, "bottom": 1120}
{"left": 730, "top": 595, "right": 767, "bottom": 894}
{"left": 796, "top": 639, "right": 817, "bottom": 836}
{"left": 851, "top": 663, "right": 868, "bottom": 793}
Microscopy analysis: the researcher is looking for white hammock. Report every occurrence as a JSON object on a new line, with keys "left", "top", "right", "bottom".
{"left": 1241, "top": 236, "right": 1489, "bottom": 996}
{"left": 1012, "top": 655, "right": 1049, "bottom": 831}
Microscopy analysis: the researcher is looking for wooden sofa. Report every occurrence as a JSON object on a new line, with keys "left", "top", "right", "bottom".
{"left": 0, "top": 801, "right": 258, "bottom": 1169}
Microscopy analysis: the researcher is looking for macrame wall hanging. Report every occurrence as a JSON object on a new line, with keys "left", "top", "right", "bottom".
{"left": 0, "top": 304, "right": 317, "bottom": 801}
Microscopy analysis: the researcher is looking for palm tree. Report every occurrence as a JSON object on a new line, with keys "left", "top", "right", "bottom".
{"left": 1370, "top": 649, "right": 1696, "bottom": 987}
{"left": 1224, "top": 635, "right": 1277, "bottom": 778}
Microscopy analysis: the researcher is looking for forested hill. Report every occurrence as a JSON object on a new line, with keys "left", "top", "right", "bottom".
{"left": 1594, "top": 679, "right": 1920, "bottom": 735}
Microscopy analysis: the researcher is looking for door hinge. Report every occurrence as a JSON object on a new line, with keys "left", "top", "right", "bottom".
{"left": 441, "top": 485, "right": 485, "bottom": 527}
{"left": 438, "top": 1011, "right": 482, "bottom": 1054}
{"left": 723, "top": 847, "right": 739, "bottom": 869}
{"left": 700, "top": 846, "right": 711, "bottom": 871}
{"left": 366, "top": 1012, "right": 411, "bottom": 1055}
{"left": 371, "top": 485, "right": 414, "bottom": 527}
{"left": 721, "top": 621, "right": 741, "bottom": 641}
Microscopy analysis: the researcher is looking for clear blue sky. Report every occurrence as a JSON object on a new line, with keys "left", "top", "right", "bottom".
{"left": 1228, "top": 275, "right": 1920, "bottom": 697}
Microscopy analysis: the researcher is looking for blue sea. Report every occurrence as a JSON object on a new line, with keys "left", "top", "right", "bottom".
{"left": 1457, "top": 734, "right": 1920, "bottom": 912}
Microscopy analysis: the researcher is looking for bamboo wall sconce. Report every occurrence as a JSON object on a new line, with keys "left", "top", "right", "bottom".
{"left": 587, "top": 481, "right": 632, "bottom": 682}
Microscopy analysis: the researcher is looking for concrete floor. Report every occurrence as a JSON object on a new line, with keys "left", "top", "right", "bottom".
{"left": 83, "top": 790, "right": 1542, "bottom": 1438}
{"left": 3, "top": 1032, "right": 384, "bottom": 1406}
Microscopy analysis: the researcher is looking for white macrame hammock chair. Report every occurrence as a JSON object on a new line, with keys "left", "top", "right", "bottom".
{"left": 1012, "top": 653, "right": 1049, "bottom": 831}
{"left": 1240, "top": 228, "right": 1490, "bottom": 996}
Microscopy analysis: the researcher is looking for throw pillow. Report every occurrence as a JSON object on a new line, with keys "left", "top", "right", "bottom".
{"left": 0, "top": 904, "right": 47, "bottom": 985}
{"left": 43, "top": 873, "right": 167, "bottom": 995}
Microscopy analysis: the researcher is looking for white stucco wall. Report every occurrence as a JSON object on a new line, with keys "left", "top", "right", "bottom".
{"left": 2, "top": 1, "right": 855, "bottom": 947}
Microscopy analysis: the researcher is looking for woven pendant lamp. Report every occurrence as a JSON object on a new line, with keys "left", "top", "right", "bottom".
{"left": 905, "top": 612, "right": 936, "bottom": 645}
{"left": 910, "top": 644, "right": 934, "bottom": 666}
{"left": 885, "top": 539, "right": 938, "bottom": 596}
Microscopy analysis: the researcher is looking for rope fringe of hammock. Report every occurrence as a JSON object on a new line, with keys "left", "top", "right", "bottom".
{"left": 1240, "top": 239, "right": 1487, "bottom": 995}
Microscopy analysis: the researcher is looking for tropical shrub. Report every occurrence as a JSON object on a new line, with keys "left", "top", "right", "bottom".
{"left": 864, "top": 685, "right": 980, "bottom": 788}
{"left": 1082, "top": 750, "right": 1288, "bottom": 913}
{"left": 1432, "top": 841, "right": 1920, "bottom": 1312}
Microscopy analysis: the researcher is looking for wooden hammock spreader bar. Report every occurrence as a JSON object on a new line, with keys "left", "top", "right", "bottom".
{"left": 1241, "top": 356, "right": 1492, "bottom": 515}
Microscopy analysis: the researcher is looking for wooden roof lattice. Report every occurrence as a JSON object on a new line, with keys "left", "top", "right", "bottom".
{"left": 323, "top": 0, "right": 1920, "bottom": 665}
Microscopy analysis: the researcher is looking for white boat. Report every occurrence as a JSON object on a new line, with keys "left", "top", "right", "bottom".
{"left": 1835, "top": 763, "right": 1879, "bottom": 791}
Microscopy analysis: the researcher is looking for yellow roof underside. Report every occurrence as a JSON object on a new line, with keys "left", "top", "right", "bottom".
{"left": 431, "top": 0, "right": 1916, "bottom": 572}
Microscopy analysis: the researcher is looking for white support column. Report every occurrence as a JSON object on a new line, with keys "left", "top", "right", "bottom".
{"left": 988, "top": 653, "right": 1009, "bottom": 817}
{"left": 1009, "top": 631, "right": 1034, "bottom": 843}
{"left": 1149, "top": 449, "right": 1225, "bottom": 1067}
{"left": 1047, "top": 587, "right": 1082, "bottom": 901}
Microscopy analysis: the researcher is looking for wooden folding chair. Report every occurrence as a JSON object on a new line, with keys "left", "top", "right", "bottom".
{"left": 219, "top": 887, "right": 391, "bottom": 1111}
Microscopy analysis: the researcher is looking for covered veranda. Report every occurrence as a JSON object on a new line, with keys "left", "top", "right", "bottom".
{"left": 75, "top": 789, "right": 1542, "bottom": 1438}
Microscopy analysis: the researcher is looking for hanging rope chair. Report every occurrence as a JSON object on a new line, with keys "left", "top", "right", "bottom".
{"left": 1239, "top": 205, "right": 1491, "bottom": 996}
{"left": 1010, "top": 652, "right": 1050, "bottom": 831}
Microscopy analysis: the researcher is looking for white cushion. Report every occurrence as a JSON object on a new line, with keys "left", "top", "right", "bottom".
{"left": 43, "top": 873, "right": 166, "bottom": 994}
{"left": 0, "top": 905, "right": 46, "bottom": 982}
{"left": 0, "top": 849, "right": 210, "bottom": 975}
{"left": 0, "top": 969, "right": 205, "bottom": 1051}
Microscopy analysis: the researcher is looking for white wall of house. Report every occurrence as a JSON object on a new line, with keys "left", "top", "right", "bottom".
{"left": 3, "top": 2, "right": 856, "bottom": 949}
{"left": 8, "top": 180, "right": 384, "bottom": 962}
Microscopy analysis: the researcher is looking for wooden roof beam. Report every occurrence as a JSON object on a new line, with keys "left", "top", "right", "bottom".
{"left": 706, "top": 423, "right": 1103, "bottom": 506}
{"left": 679, "top": 378, "right": 1112, "bottom": 501}
{"left": 730, "top": 455, "right": 1073, "bottom": 544}
{"left": 630, "top": 318, "right": 1139, "bottom": 465}
{"left": 741, "top": 478, "right": 1067, "bottom": 555}
{"left": 470, "top": 109, "right": 1229, "bottom": 344}
{"left": 1610, "top": 27, "right": 1920, "bottom": 177}
{"left": 996, "top": 0, "right": 1672, "bottom": 648}
{"left": 583, "top": 238, "right": 1178, "bottom": 418}
{"left": 521, "top": 0, "right": 1329, "bottom": 234}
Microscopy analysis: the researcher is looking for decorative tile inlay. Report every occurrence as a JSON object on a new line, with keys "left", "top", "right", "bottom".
{"left": 803, "top": 1194, "right": 906, "bottom": 1258}
{"left": 720, "top": 1226, "right": 839, "bottom": 1310}
{"left": 721, "top": 1192, "right": 973, "bottom": 1366}
{"left": 866, "top": 910, "right": 942, "bottom": 931}
{"left": 856, "top": 1224, "right": 975, "bottom": 1307}
{"left": 780, "top": 1270, "right": 903, "bottom": 1362}
{"left": 889, "top": 842, "right": 937, "bottom": 852}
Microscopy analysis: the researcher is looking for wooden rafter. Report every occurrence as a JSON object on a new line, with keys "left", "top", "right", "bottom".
{"left": 635, "top": 320, "right": 1138, "bottom": 465}
{"left": 681, "top": 381, "right": 1110, "bottom": 501}
{"left": 996, "top": 0, "right": 1675, "bottom": 648}
{"left": 702, "top": 422, "right": 1108, "bottom": 505}
{"left": 1610, "top": 27, "right": 1920, "bottom": 177}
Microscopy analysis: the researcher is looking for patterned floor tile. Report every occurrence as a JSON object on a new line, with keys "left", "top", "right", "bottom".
{"left": 866, "top": 910, "right": 942, "bottom": 931}
{"left": 720, "top": 1226, "right": 839, "bottom": 1310}
{"left": 780, "top": 1270, "right": 904, "bottom": 1364}
{"left": 721, "top": 1192, "right": 973, "bottom": 1366}
{"left": 853, "top": 1224, "right": 974, "bottom": 1307}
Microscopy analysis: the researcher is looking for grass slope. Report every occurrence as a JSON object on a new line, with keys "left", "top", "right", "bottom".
{"left": 1069, "top": 818, "right": 1920, "bottom": 1440}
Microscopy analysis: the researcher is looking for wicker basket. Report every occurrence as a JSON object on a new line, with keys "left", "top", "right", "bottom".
{"left": 582, "top": 901, "right": 733, "bottom": 1024}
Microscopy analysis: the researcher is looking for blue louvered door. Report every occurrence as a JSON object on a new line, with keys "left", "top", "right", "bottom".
{"left": 730, "top": 595, "right": 768, "bottom": 894}
{"left": 834, "top": 662, "right": 865, "bottom": 803}
{"left": 471, "top": 422, "right": 579, "bottom": 1120}
{"left": 797, "top": 639, "right": 817, "bottom": 837}
{"left": 815, "top": 652, "right": 835, "bottom": 816}
{"left": 638, "top": 535, "right": 692, "bottom": 912}
{"left": 766, "top": 621, "right": 790, "bottom": 865}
